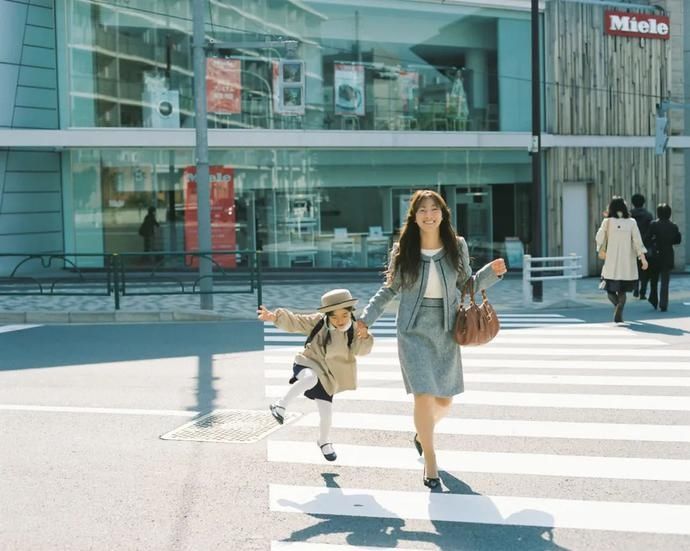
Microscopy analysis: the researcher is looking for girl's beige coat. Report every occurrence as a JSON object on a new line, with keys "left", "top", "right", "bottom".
{"left": 274, "top": 309, "right": 374, "bottom": 396}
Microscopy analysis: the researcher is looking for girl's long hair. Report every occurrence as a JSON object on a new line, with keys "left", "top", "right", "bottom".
{"left": 606, "top": 196, "right": 630, "bottom": 219}
{"left": 385, "top": 189, "right": 460, "bottom": 288}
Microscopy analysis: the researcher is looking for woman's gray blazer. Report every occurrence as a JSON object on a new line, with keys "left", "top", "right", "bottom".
{"left": 360, "top": 237, "right": 502, "bottom": 331}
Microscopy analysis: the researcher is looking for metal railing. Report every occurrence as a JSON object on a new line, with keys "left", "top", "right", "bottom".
{"left": 522, "top": 253, "right": 583, "bottom": 307}
{"left": 0, "top": 250, "right": 262, "bottom": 311}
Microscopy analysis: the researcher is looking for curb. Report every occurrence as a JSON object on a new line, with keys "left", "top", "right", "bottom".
{"left": 0, "top": 310, "right": 251, "bottom": 324}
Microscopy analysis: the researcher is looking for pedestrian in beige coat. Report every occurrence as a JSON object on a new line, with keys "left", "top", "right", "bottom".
{"left": 595, "top": 197, "right": 648, "bottom": 323}
{"left": 258, "top": 289, "right": 373, "bottom": 461}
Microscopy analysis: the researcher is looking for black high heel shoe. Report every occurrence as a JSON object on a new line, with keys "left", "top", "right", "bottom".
{"left": 423, "top": 466, "right": 440, "bottom": 489}
{"left": 413, "top": 433, "right": 423, "bottom": 456}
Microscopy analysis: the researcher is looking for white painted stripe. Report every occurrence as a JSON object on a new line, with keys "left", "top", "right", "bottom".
{"left": 265, "top": 386, "right": 690, "bottom": 411}
{"left": 264, "top": 331, "right": 663, "bottom": 346}
{"left": 458, "top": 358, "right": 690, "bottom": 372}
{"left": 270, "top": 484, "right": 690, "bottom": 535}
{"left": 0, "top": 324, "right": 41, "bottom": 334}
{"left": 0, "top": 404, "right": 198, "bottom": 417}
{"left": 271, "top": 542, "right": 426, "bottom": 551}
{"left": 296, "top": 412, "right": 690, "bottom": 443}
{"left": 268, "top": 441, "right": 690, "bottom": 482}
{"left": 263, "top": 355, "right": 690, "bottom": 371}
{"left": 462, "top": 347, "right": 690, "bottom": 358}
{"left": 264, "top": 345, "right": 690, "bottom": 358}
{"left": 264, "top": 370, "right": 690, "bottom": 387}
{"left": 495, "top": 314, "right": 567, "bottom": 318}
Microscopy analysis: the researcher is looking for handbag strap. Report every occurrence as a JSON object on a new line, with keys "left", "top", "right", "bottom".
{"left": 461, "top": 277, "right": 476, "bottom": 305}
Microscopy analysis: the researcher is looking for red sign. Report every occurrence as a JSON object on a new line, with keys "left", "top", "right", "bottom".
{"left": 604, "top": 10, "right": 670, "bottom": 40}
{"left": 183, "top": 166, "right": 236, "bottom": 268}
{"left": 206, "top": 58, "right": 241, "bottom": 113}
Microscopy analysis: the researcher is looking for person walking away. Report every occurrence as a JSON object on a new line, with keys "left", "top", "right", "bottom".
{"left": 355, "top": 189, "right": 506, "bottom": 489}
{"left": 259, "top": 289, "right": 373, "bottom": 462}
{"left": 595, "top": 197, "right": 648, "bottom": 323}
{"left": 138, "top": 206, "right": 160, "bottom": 253}
{"left": 646, "top": 203, "right": 682, "bottom": 312}
{"left": 630, "top": 194, "right": 653, "bottom": 298}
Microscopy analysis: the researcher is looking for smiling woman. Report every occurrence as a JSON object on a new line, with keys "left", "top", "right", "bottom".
{"left": 356, "top": 189, "right": 506, "bottom": 488}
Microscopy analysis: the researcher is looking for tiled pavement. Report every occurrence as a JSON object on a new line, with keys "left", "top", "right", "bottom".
{"left": 1, "top": 273, "right": 689, "bottom": 322}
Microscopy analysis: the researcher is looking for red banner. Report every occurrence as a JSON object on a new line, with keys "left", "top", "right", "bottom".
{"left": 206, "top": 58, "right": 241, "bottom": 113}
{"left": 183, "top": 166, "right": 236, "bottom": 268}
{"left": 604, "top": 10, "right": 670, "bottom": 40}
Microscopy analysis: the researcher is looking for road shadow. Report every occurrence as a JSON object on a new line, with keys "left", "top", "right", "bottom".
{"left": 0, "top": 321, "right": 263, "bottom": 414}
{"left": 277, "top": 471, "right": 571, "bottom": 550}
{"left": 624, "top": 321, "right": 690, "bottom": 337}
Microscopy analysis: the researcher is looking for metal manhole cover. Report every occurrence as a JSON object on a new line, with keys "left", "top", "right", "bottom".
{"left": 160, "top": 409, "right": 300, "bottom": 444}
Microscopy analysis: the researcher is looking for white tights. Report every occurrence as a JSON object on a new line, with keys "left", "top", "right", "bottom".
{"left": 276, "top": 367, "right": 333, "bottom": 444}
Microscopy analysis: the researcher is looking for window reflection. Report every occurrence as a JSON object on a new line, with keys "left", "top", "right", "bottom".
{"left": 67, "top": 148, "right": 533, "bottom": 270}
{"left": 66, "top": 0, "right": 530, "bottom": 131}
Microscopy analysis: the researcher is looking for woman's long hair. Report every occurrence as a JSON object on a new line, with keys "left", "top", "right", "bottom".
{"left": 385, "top": 189, "right": 460, "bottom": 288}
{"left": 606, "top": 197, "right": 630, "bottom": 219}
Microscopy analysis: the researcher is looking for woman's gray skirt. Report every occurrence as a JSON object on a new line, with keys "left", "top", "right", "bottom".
{"left": 397, "top": 298, "right": 464, "bottom": 397}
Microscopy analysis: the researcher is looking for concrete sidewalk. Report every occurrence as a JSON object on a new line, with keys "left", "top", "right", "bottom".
{"left": 1, "top": 272, "right": 689, "bottom": 323}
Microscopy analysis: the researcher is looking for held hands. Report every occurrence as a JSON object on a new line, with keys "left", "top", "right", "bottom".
{"left": 490, "top": 258, "right": 507, "bottom": 277}
{"left": 355, "top": 320, "right": 369, "bottom": 339}
{"left": 257, "top": 305, "right": 277, "bottom": 323}
{"left": 640, "top": 256, "right": 649, "bottom": 271}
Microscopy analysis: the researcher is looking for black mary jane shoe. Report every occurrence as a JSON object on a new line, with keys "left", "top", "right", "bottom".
{"left": 319, "top": 442, "right": 337, "bottom": 462}
{"left": 269, "top": 403, "right": 285, "bottom": 425}
{"left": 423, "top": 467, "right": 440, "bottom": 489}
{"left": 413, "top": 433, "right": 423, "bottom": 456}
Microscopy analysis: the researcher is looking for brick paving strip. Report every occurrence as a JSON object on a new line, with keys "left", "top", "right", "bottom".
{"left": 1, "top": 275, "right": 689, "bottom": 323}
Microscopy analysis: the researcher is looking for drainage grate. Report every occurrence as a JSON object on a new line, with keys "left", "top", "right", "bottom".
{"left": 160, "top": 409, "right": 300, "bottom": 444}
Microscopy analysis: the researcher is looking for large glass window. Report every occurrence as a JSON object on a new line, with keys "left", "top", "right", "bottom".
{"left": 64, "top": 0, "right": 531, "bottom": 131}
{"left": 64, "top": 148, "right": 533, "bottom": 270}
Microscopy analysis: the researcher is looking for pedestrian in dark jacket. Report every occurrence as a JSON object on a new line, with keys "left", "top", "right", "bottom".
{"left": 138, "top": 206, "right": 159, "bottom": 252}
{"left": 647, "top": 203, "right": 682, "bottom": 312}
{"left": 630, "top": 194, "right": 653, "bottom": 299}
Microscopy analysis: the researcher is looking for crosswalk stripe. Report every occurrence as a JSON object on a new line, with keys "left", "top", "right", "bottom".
{"left": 265, "top": 386, "right": 690, "bottom": 411}
{"left": 264, "top": 345, "right": 690, "bottom": 357}
{"left": 265, "top": 334, "right": 665, "bottom": 345}
{"left": 268, "top": 441, "right": 690, "bottom": 482}
{"left": 295, "top": 412, "right": 690, "bottom": 443}
{"left": 265, "top": 328, "right": 657, "bottom": 337}
{"left": 263, "top": 355, "right": 690, "bottom": 371}
{"left": 269, "top": 484, "right": 690, "bottom": 535}
{"left": 263, "top": 370, "right": 690, "bottom": 387}
{"left": 0, "top": 324, "right": 41, "bottom": 334}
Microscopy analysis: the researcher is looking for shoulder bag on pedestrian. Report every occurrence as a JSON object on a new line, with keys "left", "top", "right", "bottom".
{"left": 453, "top": 278, "right": 500, "bottom": 346}
{"left": 598, "top": 218, "right": 610, "bottom": 260}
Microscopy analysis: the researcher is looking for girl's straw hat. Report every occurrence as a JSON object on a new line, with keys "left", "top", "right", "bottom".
{"left": 317, "top": 289, "right": 358, "bottom": 313}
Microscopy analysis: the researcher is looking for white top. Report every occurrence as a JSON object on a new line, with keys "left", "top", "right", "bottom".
{"left": 421, "top": 247, "right": 444, "bottom": 298}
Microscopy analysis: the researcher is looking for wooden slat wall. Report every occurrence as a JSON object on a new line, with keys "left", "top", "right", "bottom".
{"left": 546, "top": 0, "right": 669, "bottom": 136}
{"left": 544, "top": 0, "right": 675, "bottom": 274}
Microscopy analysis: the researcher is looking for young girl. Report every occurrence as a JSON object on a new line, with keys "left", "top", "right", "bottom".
{"left": 356, "top": 190, "right": 506, "bottom": 488}
{"left": 258, "top": 288, "right": 373, "bottom": 462}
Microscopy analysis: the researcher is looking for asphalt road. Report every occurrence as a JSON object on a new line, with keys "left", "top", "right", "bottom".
{"left": 1, "top": 305, "right": 689, "bottom": 551}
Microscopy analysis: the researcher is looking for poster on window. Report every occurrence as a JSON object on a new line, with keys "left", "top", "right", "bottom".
{"left": 206, "top": 58, "right": 241, "bottom": 114}
{"left": 334, "top": 63, "right": 365, "bottom": 116}
{"left": 271, "top": 59, "right": 305, "bottom": 115}
{"left": 398, "top": 70, "right": 419, "bottom": 114}
{"left": 183, "top": 166, "right": 236, "bottom": 268}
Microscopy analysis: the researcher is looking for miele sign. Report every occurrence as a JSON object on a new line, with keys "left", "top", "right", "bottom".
{"left": 604, "top": 10, "right": 670, "bottom": 40}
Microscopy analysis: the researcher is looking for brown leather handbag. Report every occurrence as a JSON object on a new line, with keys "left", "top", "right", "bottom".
{"left": 453, "top": 278, "right": 500, "bottom": 346}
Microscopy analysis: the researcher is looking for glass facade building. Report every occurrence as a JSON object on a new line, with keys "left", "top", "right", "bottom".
{"left": 1, "top": 0, "right": 539, "bottom": 273}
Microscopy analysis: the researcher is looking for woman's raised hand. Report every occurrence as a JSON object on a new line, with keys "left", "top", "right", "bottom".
{"left": 355, "top": 320, "right": 369, "bottom": 338}
{"left": 257, "top": 305, "right": 276, "bottom": 322}
{"left": 490, "top": 258, "right": 507, "bottom": 276}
